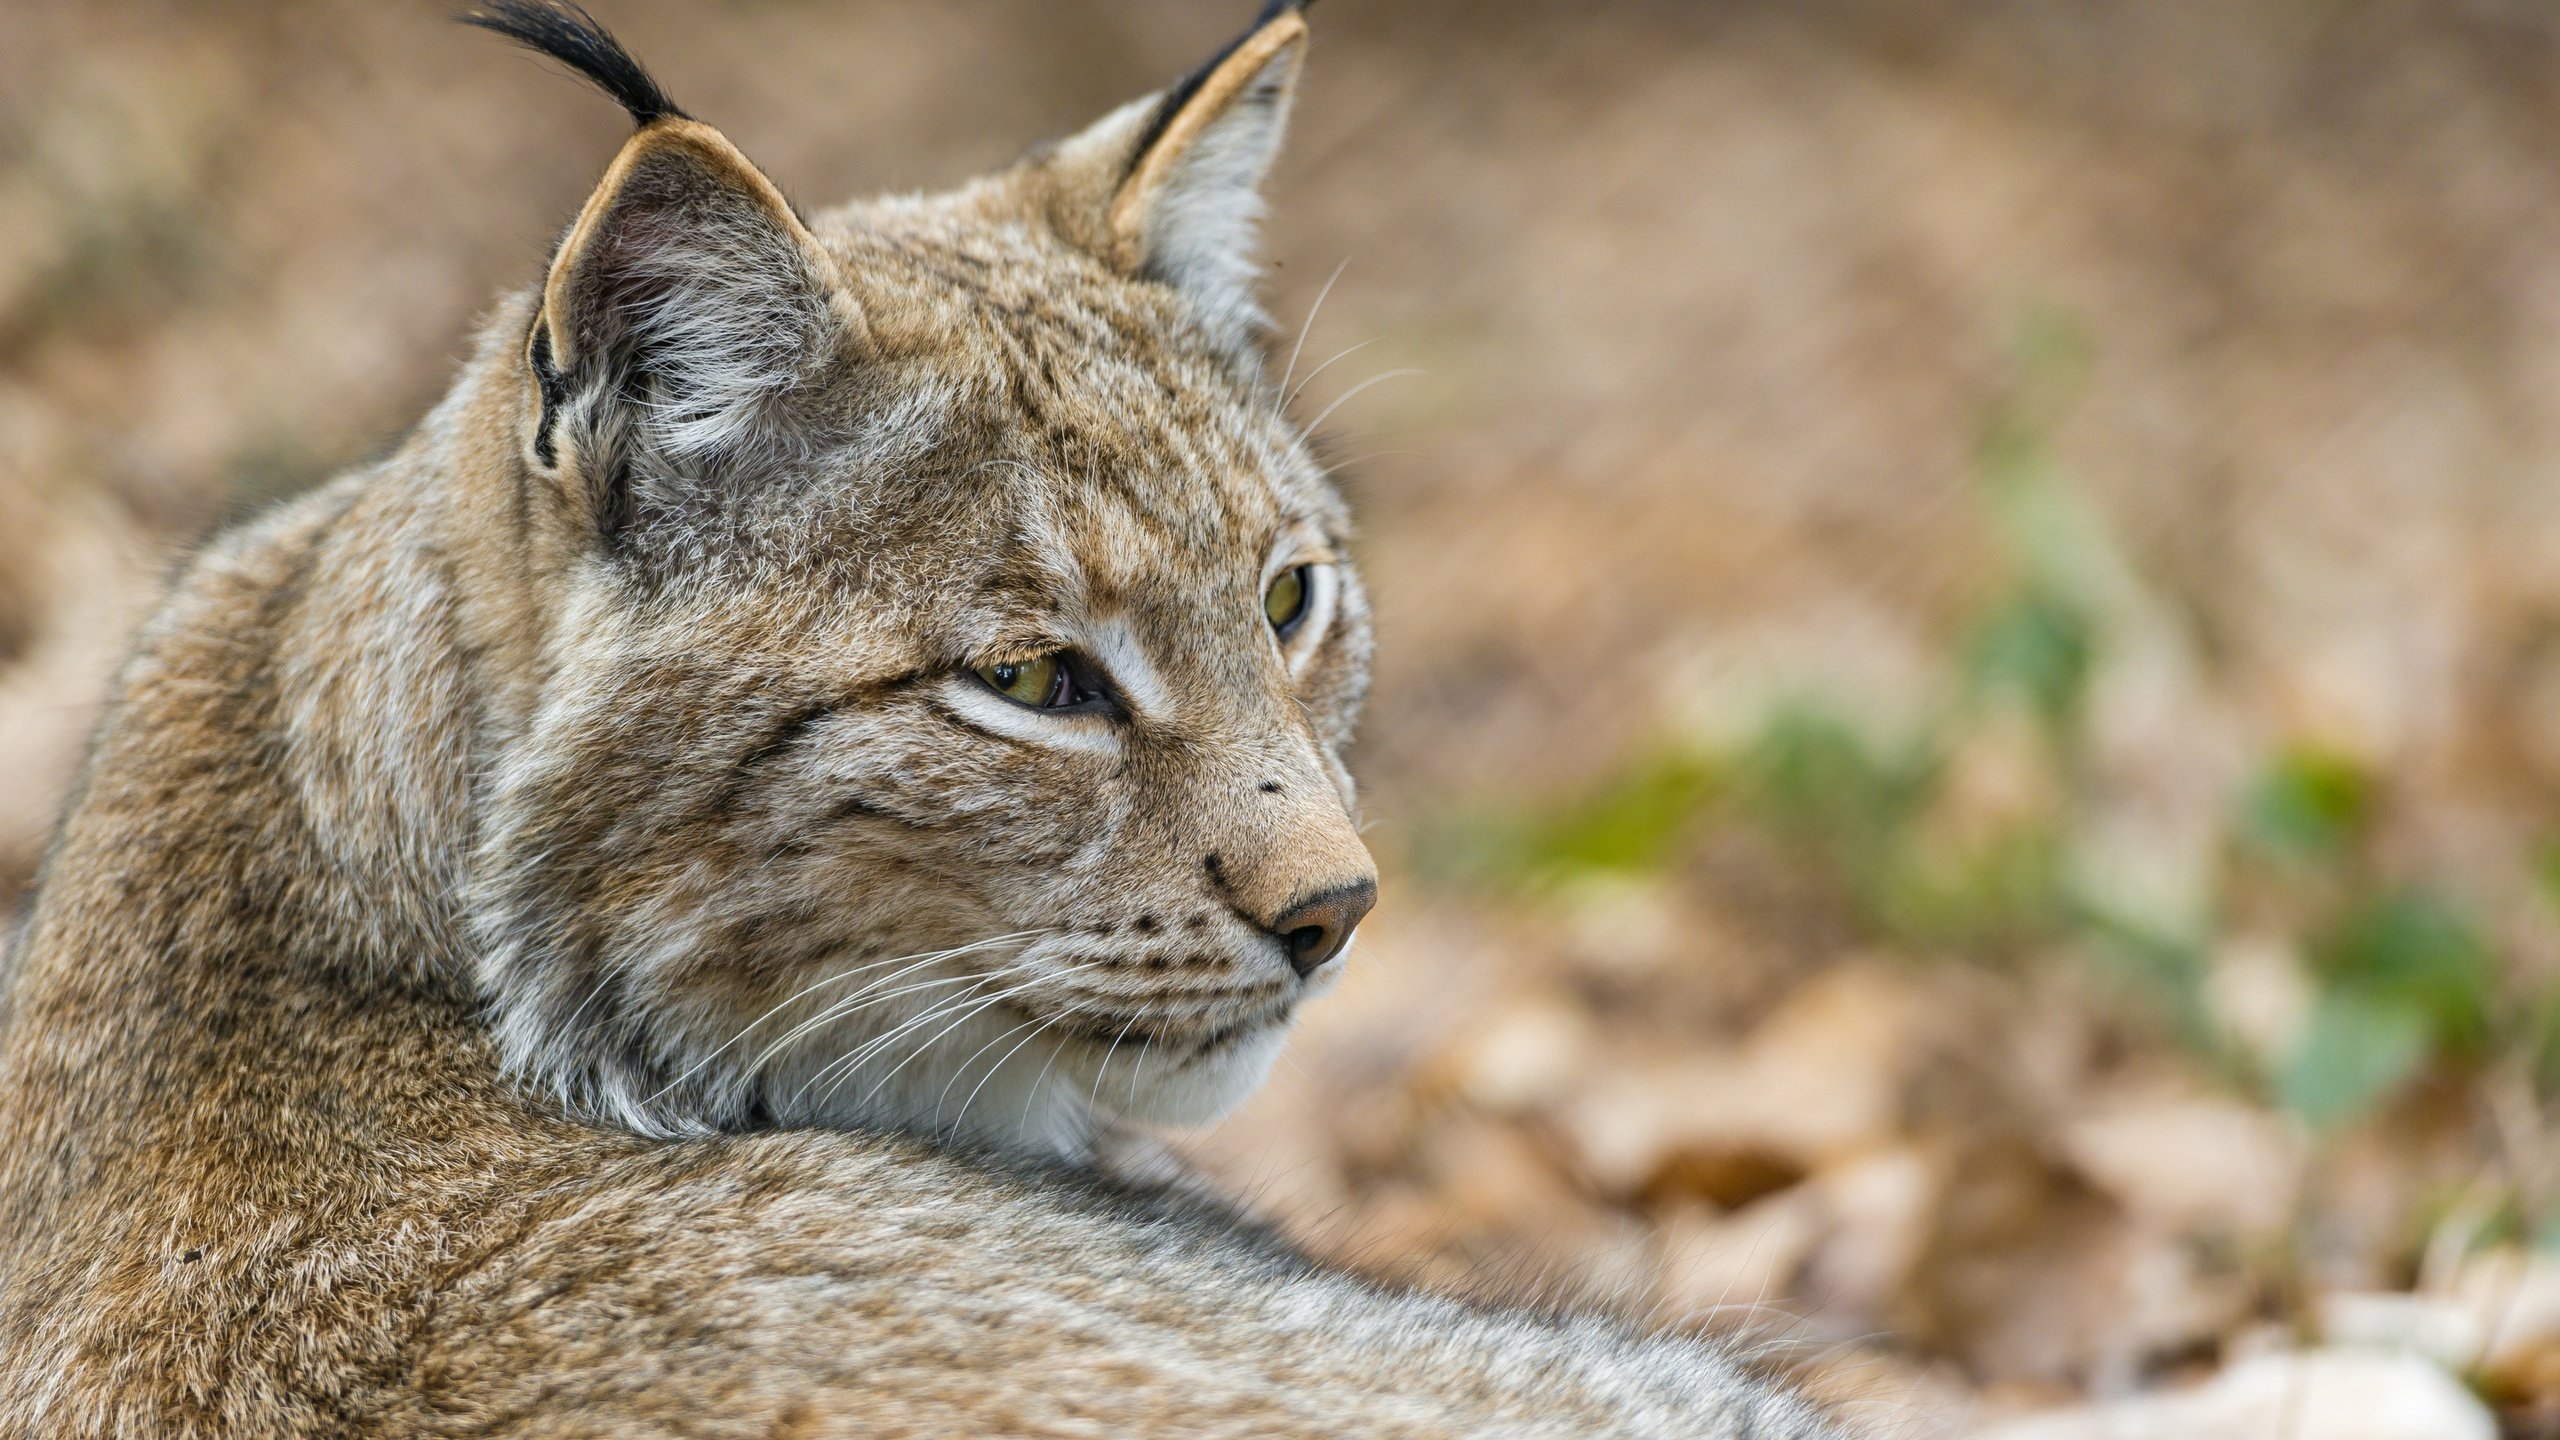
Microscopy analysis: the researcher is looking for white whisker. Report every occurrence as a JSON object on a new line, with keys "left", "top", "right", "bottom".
{"left": 742, "top": 943, "right": 1025, "bottom": 1075}
{"left": 1087, "top": 1013, "right": 1144, "bottom": 1118}
{"left": 1286, "top": 338, "right": 1374, "bottom": 411}
{"left": 648, "top": 929, "right": 1050, "bottom": 1104}
{"left": 922, "top": 957, "right": 1115, "bottom": 1125}
{"left": 933, "top": 1014, "right": 1046, "bottom": 1127}
{"left": 838, "top": 962, "right": 1106, "bottom": 1112}
{"left": 1019, "top": 1005, "right": 1091, "bottom": 1132}
{"left": 792, "top": 976, "right": 1000, "bottom": 1105}
{"left": 1279, "top": 254, "right": 1352, "bottom": 398}
{"left": 949, "top": 1009, "right": 1070, "bottom": 1140}
{"left": 1304, "top": 369, "right": 1421, "bottom": 437}
{"left": 1122, "top": 1017, "right": 1159, "bottom": 1113}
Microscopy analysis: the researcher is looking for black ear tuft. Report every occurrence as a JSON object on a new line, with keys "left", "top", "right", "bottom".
{"left": 464, "top": 0, "right": 689, "bottom": 128}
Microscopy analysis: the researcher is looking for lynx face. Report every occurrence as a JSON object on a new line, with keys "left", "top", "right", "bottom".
{"left": 465, "top": 2, "right": 1375, "bottom": 1157}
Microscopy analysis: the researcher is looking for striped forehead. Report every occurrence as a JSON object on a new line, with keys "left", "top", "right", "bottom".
{"left": 806, "top": 212, "right": 1339, "bottom": 604}
{"left": 827, "top": 217, "right": 1295, "bottom": 453}
{"left": 1057, "top": 416, "right": 1335, "bottom": 600}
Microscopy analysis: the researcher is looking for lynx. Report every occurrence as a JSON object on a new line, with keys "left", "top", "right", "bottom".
{"left": 0, "top": 3, "right": 1843, "bottom": 1434}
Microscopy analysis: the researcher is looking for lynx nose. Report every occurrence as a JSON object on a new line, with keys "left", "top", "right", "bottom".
{"left": 1268, "top": 878, "right": 1377, "bottom": 979}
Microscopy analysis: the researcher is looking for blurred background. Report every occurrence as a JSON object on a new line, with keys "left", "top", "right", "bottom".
{"left": 8, "top": 1, "right": 2560, "bottom": 1434}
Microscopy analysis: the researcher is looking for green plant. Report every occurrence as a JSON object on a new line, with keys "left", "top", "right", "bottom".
{"left": 2280, "top": 890, "right": 2492, "bottom": 1131}
{"left": 1425, "top": 307, "right": 2532, "bottom": 1138}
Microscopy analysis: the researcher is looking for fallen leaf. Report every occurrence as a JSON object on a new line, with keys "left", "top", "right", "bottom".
{"left": 1973, "top": 1350, "right": 2496, "bottom": 1440}
{"left": 2061, "top": 1092, "right": 2300, "bottom": 1237}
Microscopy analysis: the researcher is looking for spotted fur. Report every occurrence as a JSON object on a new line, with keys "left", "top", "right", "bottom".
{"left": 0, "top": 4, "right": 1844, "bottom": 1434}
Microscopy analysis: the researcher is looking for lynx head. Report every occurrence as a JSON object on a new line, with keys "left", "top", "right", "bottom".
{"left": 460, "top": 1, "right": 1374, "bottom": 1159}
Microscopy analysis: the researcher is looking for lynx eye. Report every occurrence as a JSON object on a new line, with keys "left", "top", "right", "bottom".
{"left": 975, "top": 655, "right": 1075, "bottom": 709}
{"left": 1264, "top": 565, "right": 1312, "bottom": 638}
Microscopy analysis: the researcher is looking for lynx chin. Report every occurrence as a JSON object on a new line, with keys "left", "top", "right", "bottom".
{"left": 0, "top": 3, "right": 1847, "bottom": 1434}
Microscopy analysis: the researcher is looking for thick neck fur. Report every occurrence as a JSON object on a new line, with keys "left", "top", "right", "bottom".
{"left": 126, "top": 326, "right": 536, "bottom": 982}
{"left": 2, "top": 314, "right": 533, "bottom": 1134}
{"left": 0, "top": 333, "right": 559, "bottom": 1380}
{"left": 6, "top": 298, "right": 647, "bottom": 1075}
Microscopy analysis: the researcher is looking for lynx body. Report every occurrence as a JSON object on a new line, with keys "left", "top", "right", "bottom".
{"left": 0, "top": 5, "right": 1842, "bottom": 1434}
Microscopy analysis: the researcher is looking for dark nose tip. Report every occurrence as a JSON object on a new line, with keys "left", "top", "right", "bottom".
{"left": 1268, "top": 878, "right": 1377, "bottom": 979}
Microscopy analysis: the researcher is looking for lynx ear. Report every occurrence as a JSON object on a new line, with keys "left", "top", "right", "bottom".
{"left": 1048, "top": 1, "right": 1308, "bottom": 346}
{"left": 528, "top": 120, "right": 847, "bottom": 540}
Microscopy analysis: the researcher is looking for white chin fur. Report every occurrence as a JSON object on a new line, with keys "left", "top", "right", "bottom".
{"left": 767, "top": 999, "right": 1288, "bottom": 1161}
{"left": 1100, "top": 1023, "right": 1290, "bottom": 1127}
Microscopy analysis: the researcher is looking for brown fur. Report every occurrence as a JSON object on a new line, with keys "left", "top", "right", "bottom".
{"left": 0, "top": 5, "right": 1843, "bottom": 1434}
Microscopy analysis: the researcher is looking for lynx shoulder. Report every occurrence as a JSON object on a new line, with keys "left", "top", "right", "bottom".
{"left": 0, "top": 4, "right": 1844, "bottom": 1434}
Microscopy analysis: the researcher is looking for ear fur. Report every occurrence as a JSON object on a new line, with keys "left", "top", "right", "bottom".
{"left": 530, "top": 121, "right": 849, "bottom": 540}
{"left": 1047, "top": 2, "right": 1309, "bottom": 348}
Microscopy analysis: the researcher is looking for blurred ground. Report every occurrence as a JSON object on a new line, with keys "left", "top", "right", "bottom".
{"left": 8, "top": 1, "right": 2560, "bottom": 1435}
